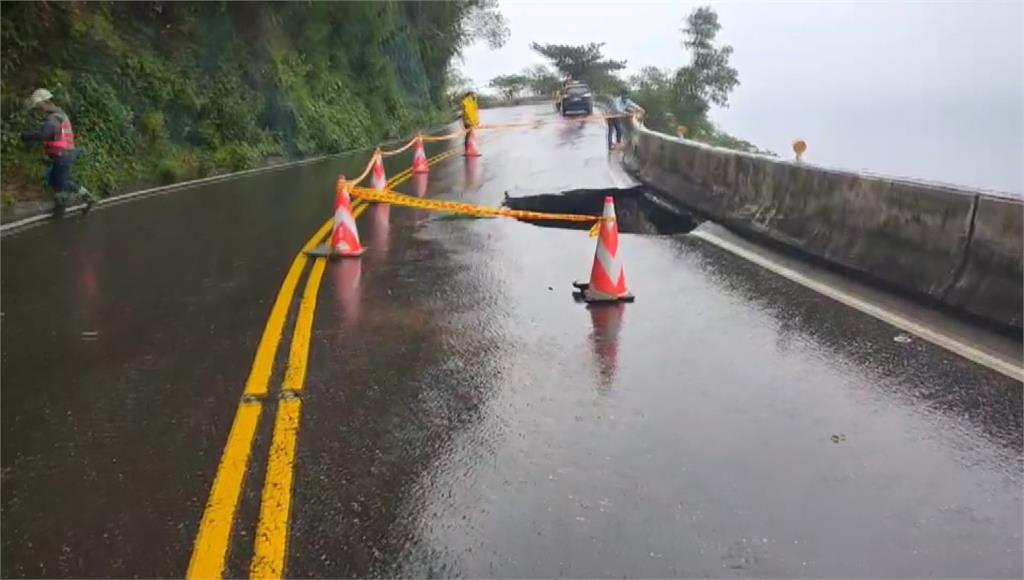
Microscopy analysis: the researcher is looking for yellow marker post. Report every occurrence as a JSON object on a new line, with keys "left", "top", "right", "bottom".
{"left": 793, "top": 139, "right": 807, "bottom": 162}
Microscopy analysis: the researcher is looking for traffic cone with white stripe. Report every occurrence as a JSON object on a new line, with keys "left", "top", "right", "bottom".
{"left": 330, "top": 177, "right": 365, "bottom": 257}
{"left": 573, "top": 196, "right": 634, "bottom": 303}
{"left": 371, "top": 150, "right": 387, "bottom": 191}
{"left": 464, "top": 127, "right": 482, "bottom": 157}
{"left": 411, "top": 134, "right": 429, "bottom": 174}
{"left": 307, "top": 176, "right": 366, "bottom": 258}
{"left": 369, "top": 152, "right": 391, "bottom": 259}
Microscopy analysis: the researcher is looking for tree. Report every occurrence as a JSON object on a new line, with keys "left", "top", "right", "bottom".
{"left": 630, "top": 66, "right": 670, "bottom": 92}
{"left": 464, "top": 0, "right": 511, "bottom": 49}
{"left": 529, "top": 42, "right": 625, "bottom": 90}
{"left": 675, "top": 6, "right": 739, "bottom": 108}
{"left": 523, "top": 64, "right": 560, "bottom": 96}
{"left": 400, "top": 0, "right": 509, "bottom": 104}
{"left": 626, "top": 6, "right": 742, "bottom": 144}
{"left": 489, "top": 74, "right": 530, "bottom": 100}
{"left": 628, "top": 67, "right": 678, "bottom": 129}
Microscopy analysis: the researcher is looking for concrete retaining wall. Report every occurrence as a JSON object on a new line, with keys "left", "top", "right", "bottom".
{"left": 623, "top": 123, "right": 1023, "bottom": 330}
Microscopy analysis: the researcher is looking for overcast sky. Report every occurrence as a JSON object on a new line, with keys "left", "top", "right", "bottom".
{"left": 460, "top": 1, "right": 1023, "bottom": 193}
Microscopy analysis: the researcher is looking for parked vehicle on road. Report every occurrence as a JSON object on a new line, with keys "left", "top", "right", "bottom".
{"left": 560, "top": 82, "right": 593, "bottom": 116}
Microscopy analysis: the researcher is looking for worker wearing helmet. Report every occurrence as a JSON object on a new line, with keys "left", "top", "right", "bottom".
{"left": 21, "top": 88, "right": 98, "bottom": 216}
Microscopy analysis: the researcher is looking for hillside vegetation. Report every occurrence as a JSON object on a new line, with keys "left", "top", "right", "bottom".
{"left": 1, "top": 1, "right": 506, "bottom": 203}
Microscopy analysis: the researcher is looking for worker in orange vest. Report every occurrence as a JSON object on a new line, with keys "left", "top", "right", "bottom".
{"left": 21, "top": 88, "right": 98, "bottom": 216}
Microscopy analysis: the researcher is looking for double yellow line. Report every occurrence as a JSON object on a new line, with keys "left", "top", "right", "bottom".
{"left": 186, "top": 147, "right": 460, "bottom": 580}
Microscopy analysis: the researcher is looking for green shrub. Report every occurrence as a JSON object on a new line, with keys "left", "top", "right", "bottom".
{"left": 0, "top": 1, "right": 473, "bottom": 201}
{"left": 157, "top": 158, "right": 186, "bottom": 184}
{"left": 140, "top": 111, "right": 166, "bottom": 145}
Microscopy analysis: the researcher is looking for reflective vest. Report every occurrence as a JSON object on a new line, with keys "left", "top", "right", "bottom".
{"left": 461, "top": 95, "right": 479, "bottom": 127}
{"left": 43, "top": 112, "right": 75, "bottom": 156}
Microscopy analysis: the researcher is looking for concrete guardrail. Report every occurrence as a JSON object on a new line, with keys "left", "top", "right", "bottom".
{"left": 622, "top": 121, "right": 1023, "bottom": 330}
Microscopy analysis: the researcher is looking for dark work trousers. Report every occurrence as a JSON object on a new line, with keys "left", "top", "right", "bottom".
{"left": 606, "top": 118, "right": 622, "bottom": 148}
{"left": 46, "top": 151, "right": 81, "bottom": 206}
{"left": 44, "top": 150, "right": 96, "bottom": 208}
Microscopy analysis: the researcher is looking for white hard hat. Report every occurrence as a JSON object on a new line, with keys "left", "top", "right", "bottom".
{"left": 26, "top": 88, "right": 53, "bottom": 109}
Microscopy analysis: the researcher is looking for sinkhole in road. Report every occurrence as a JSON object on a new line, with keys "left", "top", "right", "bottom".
{"left": 503, "top": 185, "right": 701, "bottom": 235}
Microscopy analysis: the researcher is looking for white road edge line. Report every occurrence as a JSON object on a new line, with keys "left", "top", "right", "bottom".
{"left": 690, "top": 228, "right": 1024, "bottom": 383}
{"left": 595, "top": 129, "right": 1016, "bottom": 383}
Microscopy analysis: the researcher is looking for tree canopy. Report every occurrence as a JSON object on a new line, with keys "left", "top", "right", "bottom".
{"left": 523, "top": 64, "right": 561, "bottom": 96}
{"left": 625, "top": 6, "right": 762, "bottom": 153}
{"left": 529, "top": 42, "right": 625, "bottom": 91}
{"left": 675, "top": 6, "right": 739, "bottom": 109}
{"left": 488, "top": 73, "right": 530, "bottom": 100}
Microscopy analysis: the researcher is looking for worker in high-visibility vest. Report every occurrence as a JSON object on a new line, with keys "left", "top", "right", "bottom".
{"left": 460, "top": 90, "right": 480, "bottom": 150}
{"left": 21, "top": 88, "right": 98, "bottom": 216}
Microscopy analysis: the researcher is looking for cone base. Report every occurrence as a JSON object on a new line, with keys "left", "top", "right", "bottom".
{"left": 305, "top": 244, "right": 367, "bottom": 258}
{"left": 571, "top": 281, "right": 635, "bottom": 303}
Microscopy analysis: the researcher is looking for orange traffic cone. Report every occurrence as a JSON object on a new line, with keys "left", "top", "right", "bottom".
{"left": 306, "top": 176, "right": 366, "bottom": 258}
{"left": 329, "top": 177, "right": 366, "bottom": 257}
{"left": 411, "top": 134, "right": 429, "bottom": 174}
{"left": 412, "top": 172, "right": 428, "bottom": 198}
{"left": 371, "top": 151, "right": 387, "bottom": 191}
{"left": 573, "top": 196, "right": 634, "bottom": 303}
{"left": 464, "top": 127, "right": 481, "bottom": 157}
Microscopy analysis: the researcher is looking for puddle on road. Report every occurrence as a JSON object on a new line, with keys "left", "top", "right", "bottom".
{"left": 503, "top": 185, "right": 701, "bottom": 235}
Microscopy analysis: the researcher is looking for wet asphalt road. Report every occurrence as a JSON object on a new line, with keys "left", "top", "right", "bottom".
{"left": 2, "top": 104, "right": 1022, "bottom": 578}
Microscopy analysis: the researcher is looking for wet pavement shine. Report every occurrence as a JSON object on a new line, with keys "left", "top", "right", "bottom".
{"left": 2, "top": 105, "right": 1021, "bottom": 578}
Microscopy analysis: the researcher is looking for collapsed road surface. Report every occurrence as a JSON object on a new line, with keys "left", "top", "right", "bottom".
{"left": 2, "top": 104, "right": 1021, "bottom": 578}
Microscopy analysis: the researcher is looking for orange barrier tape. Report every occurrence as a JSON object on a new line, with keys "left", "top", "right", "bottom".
{"left": 339, "top": 110, "right": 638, "bottom": 194}
{"left": 349, "top": 151, "right": 379, "bottom": 186}
{"left": 422, "top": 128, "right": 468, "bottom": 142}
{"left": 563, "top": 112, "right": 636, "bottom": 123}
{"left": 350, "top": 185, "right": 608, "bottom": 226}
{"left": 377, "top": 137, "right": 418, "bottom": 157}
{"left": 478, "top": 112, "right": 637, "bottom": 131}
{"left": 477, "top": 121, "right": 545, "bottom": 130}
